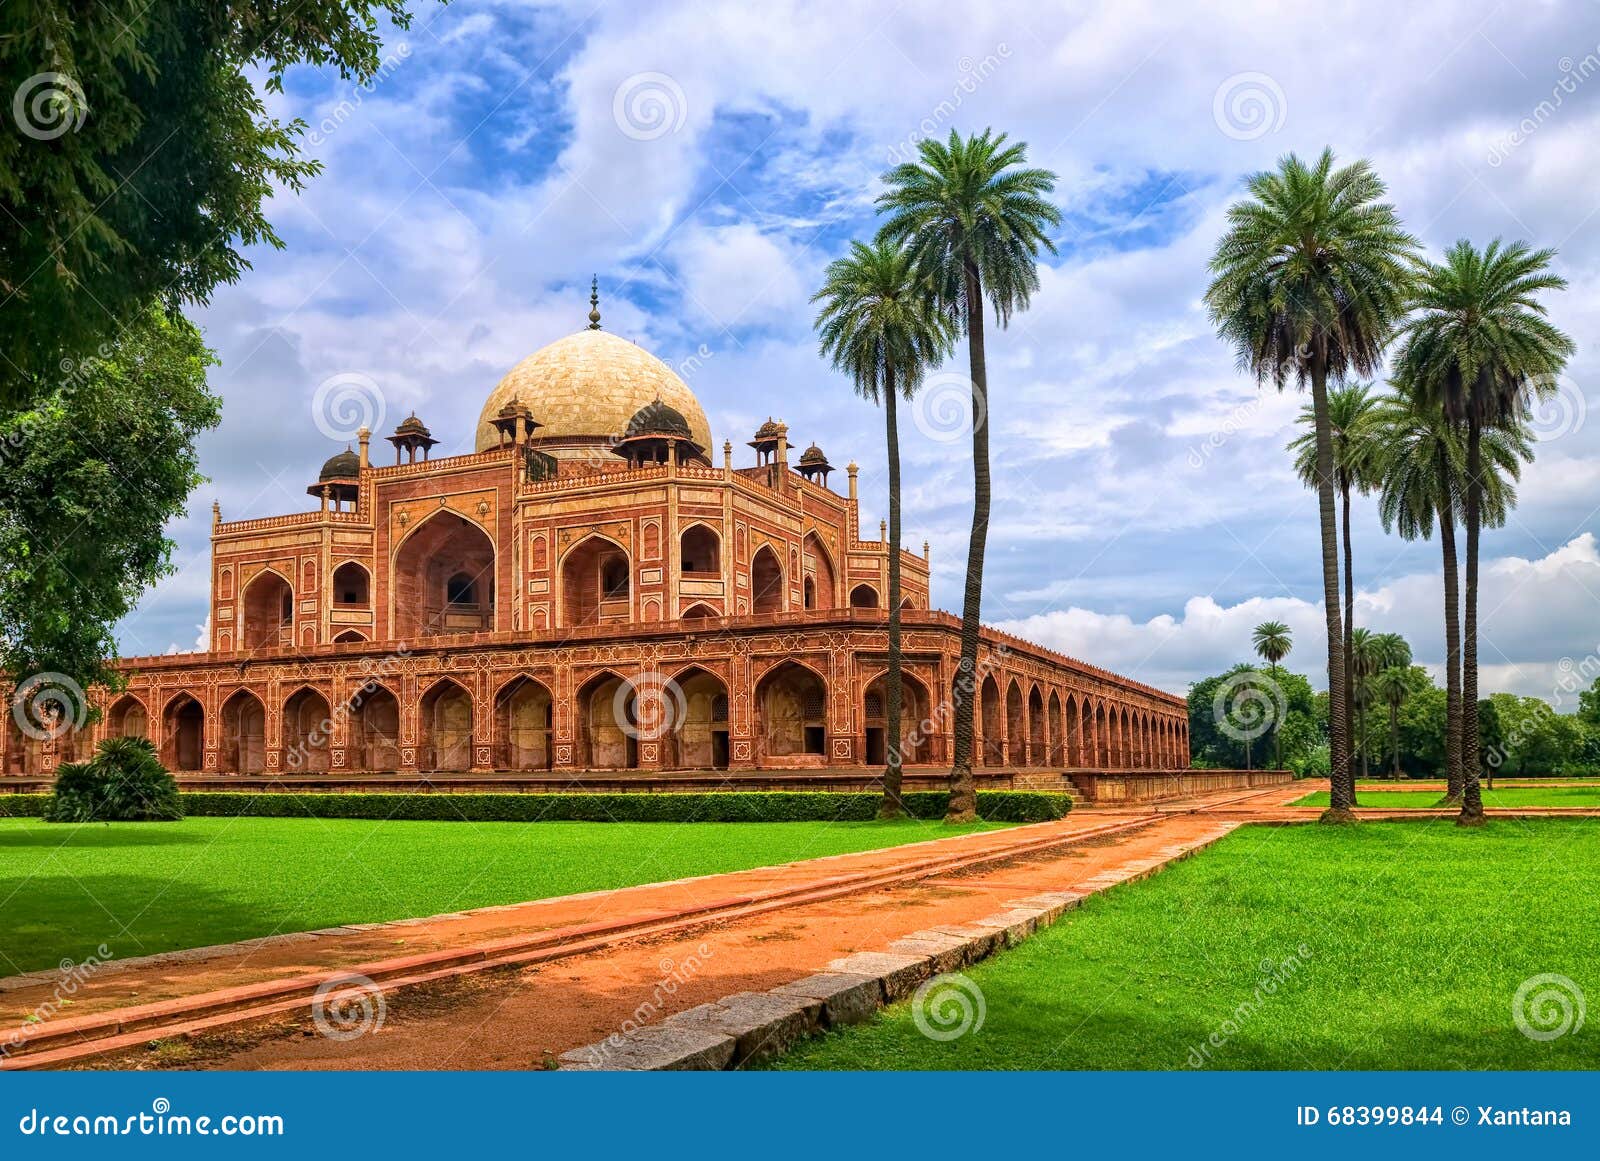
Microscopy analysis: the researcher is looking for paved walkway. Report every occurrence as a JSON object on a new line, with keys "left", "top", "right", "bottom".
{"left": 13, "top": 779, "right": 1584, "bottom": 1070}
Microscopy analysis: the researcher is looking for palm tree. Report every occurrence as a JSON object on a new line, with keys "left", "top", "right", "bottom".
{"left": 876, "top": 128, "right": 1060, "bottom": 823}
{"left": 1369, "top": 664, "right": 1412, "bottom": 779}
{"left": 813, "top": 240, "right": 956, "bottom": 818}
{"left": 1288, "top": 381, "right": 1382, "bottom": 777}
{"left": 1250, "top": 620, "right": 1292, "bottom": 768}
{"left": 1366, "top": 633, "right": 1411, "bottom": 778}
{"left": 1374, "top": 383, "right": 1534, "bottom": 802}
{"left": 1205, "top": 149, "right": 1417, "bottom": 823}
{"left": 1348, "top": 628, "right": 1379, "bottom": 780}
{"left": 1395, "top": 239, "right": 1574, "bottom": 825}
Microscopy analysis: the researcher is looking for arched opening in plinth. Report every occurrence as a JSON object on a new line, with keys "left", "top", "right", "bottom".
{"left": 863, "top": 671, "right": 933, "bottom": 767}
{"left": 494, "top": 675, "right": 552, "bottom": 771}
{"left": 849, "top": 584, "right": 880, "bottom": 610}
{"left": 107, "top": 695, "right": 149, "bottom": 741}
{"left": 241, "top": 570, "right": 293, "bottom": 651}
{"left": 162, "top": 692, "right": 206, "bottom": 772}
{"left": 1048, "top": 691, "right": 1064, "bottom": 765}
{"left": 801, "top": 533, "right": 835, "bottom": 610}
{"left": 419, "top": 679, "right": 473, "bottom": 771}
{"left": 560, "top": 534, "right": 632, "bottom": 628}
{"left": 979, "top": 674, "right": 1002, "bottom": 767}
{"left": 750, "top": 545, "right": 784, "bottom": 615}
{"left": 394, "top": 512, "right": 496, "bottom": 638}
{"left": 220, "top": 689, "right": 266, "bottom": 774}
{"left": 1026, "top": 686, "right": 1046, "bottom": 768}
{"left": 575, "top": 672, "right": 637, "bottom": 770}
{"left": 681, "top": 602, "right": 719, "bottom": 622}
{"left": 3, "top": 715, "right": 39, "bottom": 774}
{"left": 1094, "top": 702, "right": 1110, "bottom": 766}
{"left": 1005, "top": 680, "right": 1025, "bottom": 767}
{"left": 349, "top": 682, "right": 401, "bottom": 771}
{"left": 664, "top": 666, "right": 729, "bottom": 770}
{"left": 755, "top": 661, "right": 827, "bottom": 761}
{"left": 283, "top": 686, "right": 333, "bottom": 773}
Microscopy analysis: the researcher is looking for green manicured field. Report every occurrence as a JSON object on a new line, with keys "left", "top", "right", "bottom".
{"left": 0, "top": 816, "right": 996, "bottom": 976}
{"left": 1296, "top": 788, "right": 1600, "bottom": 808}
{"left": 775, "top": 820, "right": 1600, "bottom": 1069}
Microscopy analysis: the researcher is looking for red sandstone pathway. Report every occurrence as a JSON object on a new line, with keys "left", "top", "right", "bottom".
{"left": 0, "top": 783, "right": 1307, "bottom": 1070}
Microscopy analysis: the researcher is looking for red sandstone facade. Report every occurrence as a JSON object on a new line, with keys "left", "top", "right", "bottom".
{"left": 2, "top": 325, "right": 1189, "bottom": 778}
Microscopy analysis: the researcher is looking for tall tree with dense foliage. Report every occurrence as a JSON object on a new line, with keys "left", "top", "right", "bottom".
{"left": 1, "top": 0, "right": 423, "bottom": 695}
{"left": 1251, "top": 620, "right": 1293, "bottom": 767}
{"left": 0, "top": 308, "right": 220, "bottom": 693}
{"left": 1205, "top": 149, "right": 1417, "bottom": 822}
{"left": 1365, "top": 634, "right": 1412, "bottom": 779}
{"left": 876, "top": 128, "right": 1060, "bottom": 822}
{"left": 813, "top": 240, "right": 955, "bottom": 816}
{"left": 1374, "top": 383, "right": 1532, "bottom": 801}
{"left": 1288, "top": 380, "right": 1382, "bottom": 772}
{"left": 1395, "top": 239, "right": 1574, "bottom": 825}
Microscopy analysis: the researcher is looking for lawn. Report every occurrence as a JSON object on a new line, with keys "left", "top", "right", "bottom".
{"left": 0, "top": 816, "right": 996, "bottom": 976}
{"left": 775, "top": 819, "right": 1600, "bottom": 1069}
{"left": 1296, "top": 787, "right": 1600, "bottom": 808}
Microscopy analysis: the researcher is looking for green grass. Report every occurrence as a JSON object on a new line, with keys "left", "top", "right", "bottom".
{"left": 775, "top": 820, "right": 1600, "bottom": 1069}
{"left": 1296, "top": 788, "right": 1600, "bottom": 808}
{"left": 0, "top": 816, "right": 998, "bottom": 976}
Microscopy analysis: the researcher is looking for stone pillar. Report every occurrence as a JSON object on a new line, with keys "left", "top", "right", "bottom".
{"left": 357, "top": 426, "right": 371, "bottom": 469}
{"left": 552, "top": 661, "right": 577, "bottom": 770}
{"left": 847, "top": 461, "right": 858, "bottom": 502}
{"left": 728, "top": 651, "right": 755, "bottom": 769}
{"left": 471, "top": 669, "right": 493, "bottom": 770}
{"left": 399, "top": 673, "right": 419, "bottom": 769}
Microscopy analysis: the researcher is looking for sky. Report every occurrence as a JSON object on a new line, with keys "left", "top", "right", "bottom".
{"left": 116, "top": 0, "right": 1600, "bottom": 705}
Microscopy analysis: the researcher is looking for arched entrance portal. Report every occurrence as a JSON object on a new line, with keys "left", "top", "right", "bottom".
{"left": 350, "top": 683, "right": 401, "bottom": 770}
{"left": 979, "top": 675, "right": 1002, "bottom": 766}
{"left": 221, "top": 690, "right": 266, "bottom": 773}
{"left": 394, "top": 513, "right": 496, "bottom": 638}
{"left": 755, "top": 662, "right": 827, "bottom": 762}
{"left": 240, "top": 571, "right": 293, "bottom": 651}
{"left": 561, "top": 536, "right": 632, "bottom": 628}
{"left": 283, "top": 687, "right": 332, "bottom": 772}
{"left": 750, "top": 546, "right": 784, "bottom": 615}
{"left": 494, "top": 676, "right": 552, "bottom": 771}
{"left": 107, "top": 695, "right": 149, "bottom": 740}
{"left": 576, "top": 673, "right": 636, "bottom": 770}
{"left": 664, "top": 667, "right": 729, "bottom": 770}
{"left": 802, "top": 533, "right": 835, "bottom": 610}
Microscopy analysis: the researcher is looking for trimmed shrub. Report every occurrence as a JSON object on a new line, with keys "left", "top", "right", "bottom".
{"left": 175, "top": 789, "right": 1070, "bottom": 824}
{"left": 43, "top": 737, "right": 183, "bottom": 822}
{"left": 0, "top": 794, "right": 49, "bottom": 818}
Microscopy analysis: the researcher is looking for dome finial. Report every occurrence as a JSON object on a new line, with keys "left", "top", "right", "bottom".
{"left": 587, "top": 275, "right": 601, "bottom": 330}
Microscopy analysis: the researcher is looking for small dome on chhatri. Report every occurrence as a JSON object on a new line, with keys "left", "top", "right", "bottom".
{"left": 318, "top": 447, "right": 361, "bottom": 481}
{"left": 624, "top": 397, "right": 693, "bottom": 440}
{"left": 798, "top": 442, "right": 829, "bottom": 467}
{"left": 753, "top": 416, "right": 786, "bottom": 441}
{"left": 497, "top": 395, "right": 534, "bottom": 420}
{"left": 394, "top": 412, "right": 432, "bottom": 437}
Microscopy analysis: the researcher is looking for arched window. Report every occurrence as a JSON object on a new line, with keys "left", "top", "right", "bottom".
{"left": 333, "top": 562, "right": 370, "bottom": 606}
{"left": 849, "top": 584, "right": 880, "bottom": 609}
{"left": 447, "top": 572, "right": 477, "bottom": 605}
{"left": 680, "top": 525, "right": 721, "bottom": 574}
{"left": 601, "top": 556, "right": 630, "bottom": 598}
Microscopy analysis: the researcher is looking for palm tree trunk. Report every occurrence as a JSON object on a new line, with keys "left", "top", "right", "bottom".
{"left": 1438, "top": 483, "right": 1463, "bottom": 805}
{"left": 1460, "top": 417, "right": 1485, "bottom": 826}
{"left": 880, "top": 362, "right": 906, "bottom": 819}
{"left": 1272, "top": 662, "right": 1283, "bottom": 769}
{"left": 1341, "top": 477, "right": 1357, "bottom": 784}
{"left": 1311, "top": 361, "right": 1353, "bottom": 821}
{"left": 946, "top": 260, "right": 987, "bottom": 824}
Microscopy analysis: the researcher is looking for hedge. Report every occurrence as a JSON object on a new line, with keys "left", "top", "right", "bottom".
{"left": 0, "top": 790, "right": 1069, "bottom": 824}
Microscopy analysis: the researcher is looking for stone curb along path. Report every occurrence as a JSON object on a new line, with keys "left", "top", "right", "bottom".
{"left": 557, "top": 821, "right": 1244, "bottom": 1070}
{"left": 1, "top": 810, "right": 1177, "bottom": 1070}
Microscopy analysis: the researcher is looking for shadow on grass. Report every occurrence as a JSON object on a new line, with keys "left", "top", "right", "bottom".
{"left": 0, "top": 823, "right": 204, "bottom": 850}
